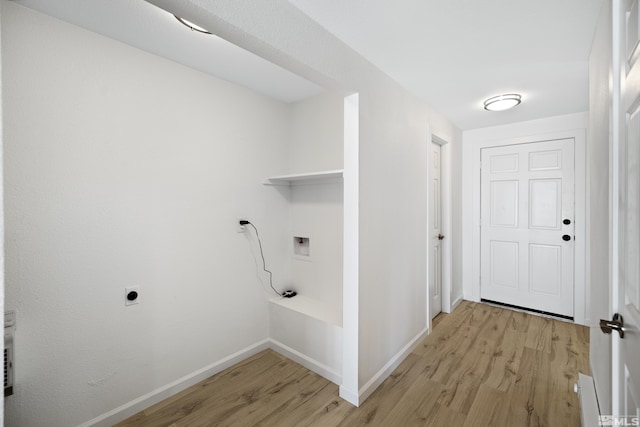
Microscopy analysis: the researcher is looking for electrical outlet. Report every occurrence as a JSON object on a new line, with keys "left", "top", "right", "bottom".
{"left": 125, "top": 287, "right": 140, "bottom": 306}
{"left": 237, "top": 218, "right": 247, "bottom": 233}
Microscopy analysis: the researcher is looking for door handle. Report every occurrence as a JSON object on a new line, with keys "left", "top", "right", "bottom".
{"left": 562, "top": 235, "right": 572, "bottom": 241}
{"left": 600, "top": 313, "right": 625, "bottom": 338}
{"left": 438, "top": 234, "right": 445, "bottom": 240}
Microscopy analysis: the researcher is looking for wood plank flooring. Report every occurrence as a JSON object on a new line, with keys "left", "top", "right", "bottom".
{"left": 116, "top": 301, "right": 589, "bottom": 426}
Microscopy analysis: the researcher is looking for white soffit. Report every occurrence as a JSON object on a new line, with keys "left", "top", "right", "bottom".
{"left": 11, "top": 0, "right": 324, "bottom": 103}
{"left": 289, "top": 0, "right": 603, "bottom": 129}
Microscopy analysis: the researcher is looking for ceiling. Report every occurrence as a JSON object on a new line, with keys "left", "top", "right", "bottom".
{"left": 289, "top": 0, "right": 604, "bottom": 129}
{"left": 12, "top": 0, "right": 324, "bottom": 103}
{"left": 13, "top": 0, "right": 604, "bottom": 130}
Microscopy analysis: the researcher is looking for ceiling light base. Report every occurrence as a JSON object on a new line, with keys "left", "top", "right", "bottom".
{"left": 174, "top": 15, "right": 211, "bottom": 35}
{"left": 483, "top": 94, "right": 522, "bottom": 111}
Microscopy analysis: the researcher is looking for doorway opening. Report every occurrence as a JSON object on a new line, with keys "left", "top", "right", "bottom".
{"left": 429, "top": 134, "right": 452, "bottom": 321}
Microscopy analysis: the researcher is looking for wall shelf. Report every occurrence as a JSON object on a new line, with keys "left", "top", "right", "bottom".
{"left": 264, "top": 169, "right": 343, "bottom": 186}
{"left": 269, "top": 294, "right": 342, "bottom": 327}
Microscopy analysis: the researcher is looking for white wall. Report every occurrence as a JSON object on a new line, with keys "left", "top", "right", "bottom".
{"left": 288, "top": 182, "right": 343, "bottom": 311}
{"left": 450, "top": 138, "right": 464, "bottom": 307}
{"left": 266, "top": 91, "right": 345, "bottom": 381}
{"left": 287, "top": 92, "right": 344, "bottom": 173}
{"left": 2, "top": 3, "right": 292, "bottom": 426}
{"left": 356, "top": 95, "right": 451, "bottom": 393}
{"left": 146, "top": 0, "right": 463, "bottom": 402}
{"left": 341, "top": 93, "right": 360, "bottom": 401}
{"left": 269, "top": 302, "right": 343, "bottom": 381}
{"left": 588, "top": 0, "right": 612, "bottom": 414}
{"left": 284, "top": 92, "right": 344, "bottom": 311}
{"left": 4, "top": 0, "right": 466, "bottom": 421}
{"left": 462, "top": 112, "right": 589, "bottom": 322}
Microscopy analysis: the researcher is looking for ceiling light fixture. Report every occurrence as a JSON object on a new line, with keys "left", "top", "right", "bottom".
{"left": 174, "top": 15, "right": 212, "bottom": 35}
{"left": 483, "top": 94, "right": 522, "bottom": 111}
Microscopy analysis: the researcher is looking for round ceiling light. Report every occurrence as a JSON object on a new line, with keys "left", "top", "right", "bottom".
{"left": 174, "top": 15, "right": 212, "bottom": 35}
{"left": 483, "top": 94, "right": 522, "bottom": 111}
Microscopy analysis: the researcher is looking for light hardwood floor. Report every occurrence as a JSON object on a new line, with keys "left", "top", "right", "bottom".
{"left": 116, "top": 301, "right": 589, "bottom": 426}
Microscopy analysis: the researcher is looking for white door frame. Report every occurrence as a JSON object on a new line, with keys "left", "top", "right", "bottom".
{"left": 467, "top": 129, "right": 587, "bottom": 325}
{"left": 427, "top": 128, "right": 453, "bottom": 323}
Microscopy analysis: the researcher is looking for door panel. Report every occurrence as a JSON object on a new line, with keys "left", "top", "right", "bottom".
{"left": 618, "top": 96, "right": 640, "bottom": 420}
{"left": 491, "top": 153, "right": 519, "bottom": 173}
{"left": 490, "top": 241, "right": 518, "bottom": 288}
{"left": 529, "top": 149, "right": 562, "bottom": 171}
{"left": 617, "top": 1, "right": 640, "bottom": 412}
{"left": 491, "top": 181, "right": 518, "bottom": 226}
{"left": 480, "top": 139, "right": 575, "bottom": 317}
{"left": 529, "top": 244, "right": 561, "bottom": 295}
{"left": 433, "top": 179, "right": 440, "bottom": 230}
{"left": 529, "top": 179, "right": 561, "bottom": 229}
{"left": 433, "top": 244, "right": 441, "bottom": 304}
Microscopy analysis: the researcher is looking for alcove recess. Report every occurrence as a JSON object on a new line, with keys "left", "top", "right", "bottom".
{"left": 264, "top": 91, "right": 344, "bottom": 384}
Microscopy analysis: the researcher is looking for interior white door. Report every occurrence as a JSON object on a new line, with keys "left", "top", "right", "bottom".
{"left": 429, "top": 142, "right": 442, "bottom": 319}
{"left": 480, "top": 139, "right": 575, "bottom": 317}
{"left": 612, "top": 0, "right": 640, "bottom": 418}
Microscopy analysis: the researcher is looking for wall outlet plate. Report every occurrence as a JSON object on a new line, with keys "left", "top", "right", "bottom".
{"left": 237, "top": 218, "right": 248, "bottom": 233}
{"left": 125, "top": 287, "right": 140, "bottom": 306}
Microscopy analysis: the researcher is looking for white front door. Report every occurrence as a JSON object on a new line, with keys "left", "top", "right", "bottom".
{"left": 612, "top": 0, "right": 640, "bottom": 418}
{"left": 480, "top": 139, "right": 575, "bottom": 317}
{"left": 429, "top": 142, "right": 442, "bottom": 318}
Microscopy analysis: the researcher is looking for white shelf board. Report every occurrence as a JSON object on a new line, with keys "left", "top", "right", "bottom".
{"left": 264, "top": 169, "right": 343, "bottom": 186}
{"left": 269, "top": 294, "right": 342, "bottom": 327}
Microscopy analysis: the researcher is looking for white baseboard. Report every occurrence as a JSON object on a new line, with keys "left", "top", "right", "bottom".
{"left": 356, "top": 327, "right": 429, "bottom": 404}
{"left": 79, "top": 339, "right": 271, "bottom": 427}
{"left": 339, "top": 385, "right": 359, "bottom": 406}
{"left": 451, "top": 296, "right": 464, "bottom": 311}
{"left": 80, "top": 328, "right": 428, "bottom": 425}
{"left": 268, "top": 338, "right": 342, "bottom": 385}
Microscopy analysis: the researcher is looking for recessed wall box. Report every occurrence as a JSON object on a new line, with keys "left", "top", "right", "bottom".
{"left": 293, "top": 234, "right": 311, "bottom": 261}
